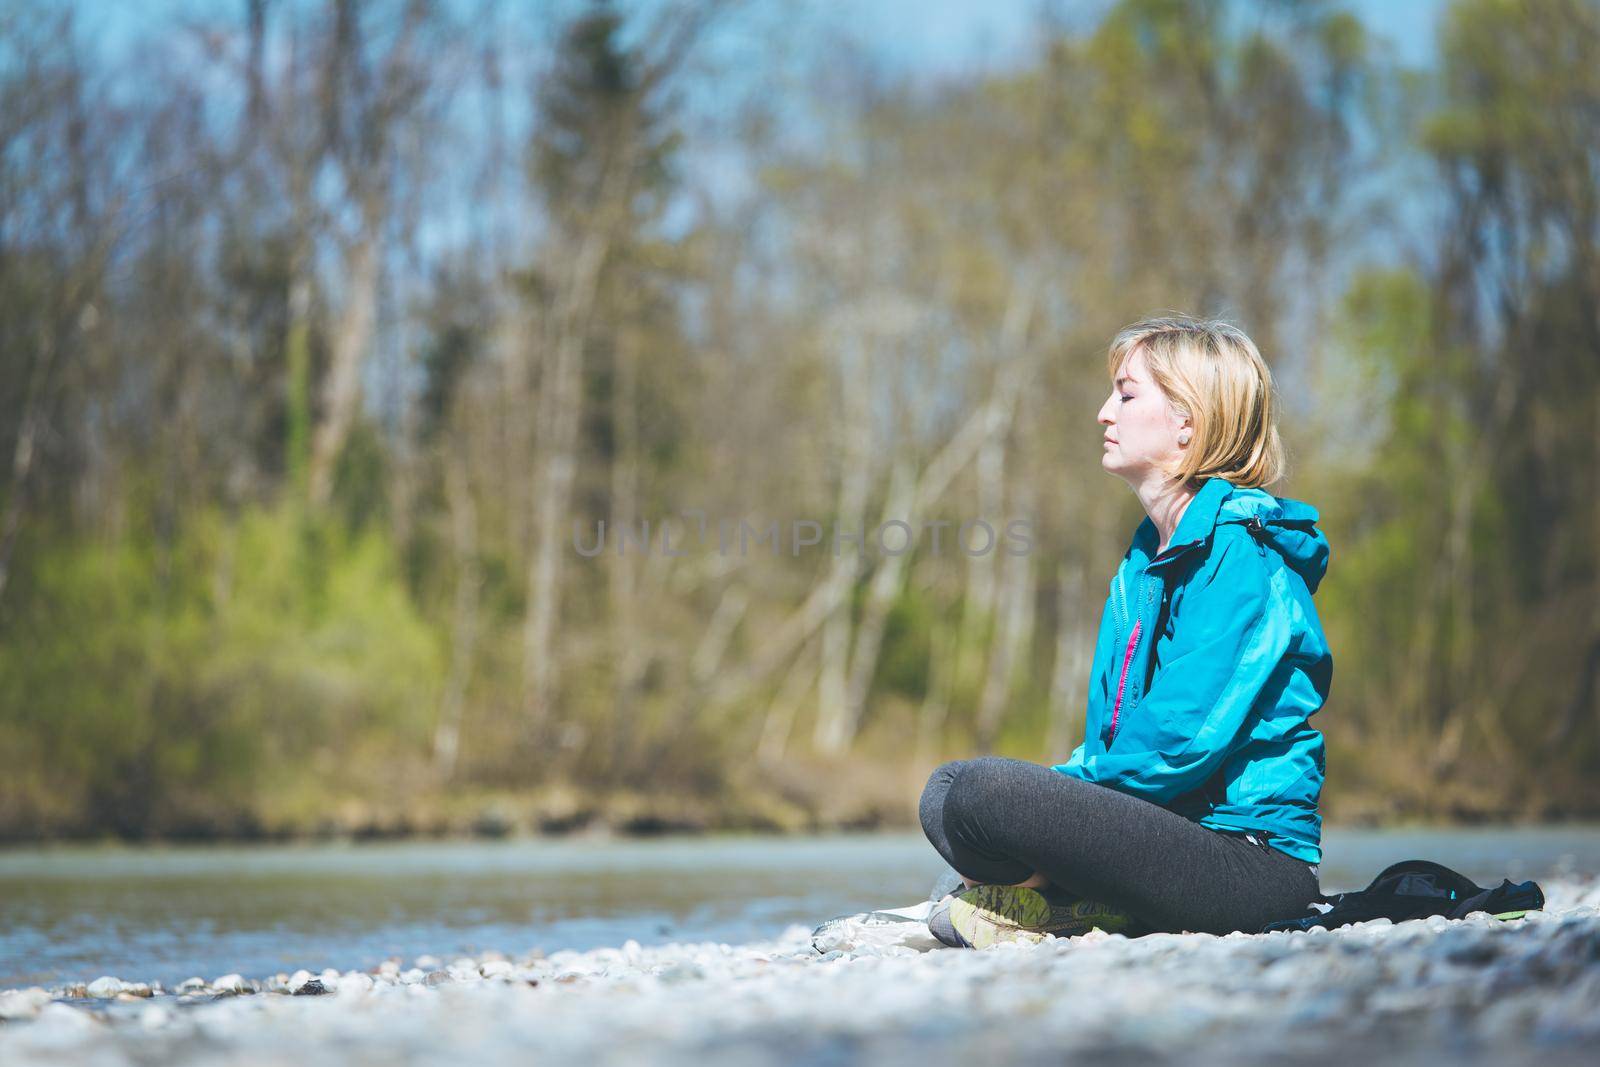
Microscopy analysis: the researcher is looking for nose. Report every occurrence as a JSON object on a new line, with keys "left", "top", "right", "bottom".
{"left": 1097, "top": 392, "right": 1116, "bottom": 427}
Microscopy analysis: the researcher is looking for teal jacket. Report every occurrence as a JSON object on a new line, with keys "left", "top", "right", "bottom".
{"left": 1053, "top": 477, "right": 1332, "bottom": 865}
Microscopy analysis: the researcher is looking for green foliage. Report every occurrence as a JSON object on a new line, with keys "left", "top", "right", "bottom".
{"left": 4, "top": 0, "right": 1600, "bottom": 839}
{"left": 533, "top": 6, "right": 680, "bottom": 228}
{"left": 0, "top": 504, "right": 442, "bottom": 839}
{"left": 874, "top": 587, "right": 933, "bottom": 703}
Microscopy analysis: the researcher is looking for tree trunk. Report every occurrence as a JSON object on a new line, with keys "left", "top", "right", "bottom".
{"left": 702, "top": 284, "right": 1032, "bottom": 719}
{"left": 434, "top": 444, "right": 480, "bottom": 782}
{"left": 307, "top": 217, "right": 382, "bottom": 507}
{"left": 692, "top": 584, "right": 750, "bottom": 686}
{"left": 1545, "top": 387, "right": 1600, "bottom": 751}
{"left": 607, "top": 320, "right": 642, "bottom": 774}
{"left": 975, "top": 465, "right": 1035, "bottom": 752}
{"left": 758, "top": 635, "right": 818, "bottom": 766}
{"left": 915, "top": 606, "right": 954, "bottom": 766}
{"left": 832, "top": 458, "right": 916, "bottom": 752}
{"left": 284, "top": 277, "right": 313, "bottom": 487}
{"left": 953, "top": 414, "right": 1003, "bottom": 726}
{"left": 0, "top": 361, "right": 46, "bottom": 608}
{"left": 498, "top": 299, "right": 535, "bottom": 558}
{"left": 522, "top": 200, "right": 616, "bottom": 733}
{"left": 811, "top": 339, "right": 873, "bottom": 752}
{"left": 1046, "top": 558, "right": 1091, "bottom": 761}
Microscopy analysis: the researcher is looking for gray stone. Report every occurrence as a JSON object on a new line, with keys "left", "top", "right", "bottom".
{"left": 211, "top": 974, "right": 249, "bottom": 995}
{"left": 85, "top": 976, "right": 123, "bottom": 999}
{"left": 0, "top": 988, "right": 51, "bottom": 1020}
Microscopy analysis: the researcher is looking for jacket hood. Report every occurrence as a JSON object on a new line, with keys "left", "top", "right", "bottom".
{"left": 1215, "top": 488, "right": 1330, "bottom": 595}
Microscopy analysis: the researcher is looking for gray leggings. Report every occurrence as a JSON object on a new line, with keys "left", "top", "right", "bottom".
{"left": 919, "top": 757, "right": 1321, "bottom": 935}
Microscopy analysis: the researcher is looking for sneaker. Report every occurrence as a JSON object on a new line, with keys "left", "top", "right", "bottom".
{"left": 927, "top": 884, "right": 1142, "bottom": 949}
{"left": 811, "top": 899, "right": 942, "bottom": 954}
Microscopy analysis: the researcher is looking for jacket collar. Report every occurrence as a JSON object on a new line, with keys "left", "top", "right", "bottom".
{"left": 1132, "top": 476, "right": 1232, "bottom": 564}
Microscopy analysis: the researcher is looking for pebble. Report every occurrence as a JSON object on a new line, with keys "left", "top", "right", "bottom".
{"left": 210, "top": 974, "right": 248, "bottom": 995}
{"left": 0, "top": 877, "right": 1596, "bottom": 1066}
{"left": 336, "top": 973, "right": 373, "bottom": 996}
{"left": 85, "top": 976, "right": 125, "bottom": 999}
{"left": 35, "top": 1002, "right": 99, "bottom": 1032}
{"left": 0, "top": 988, "right": 51, "bottom": 1020}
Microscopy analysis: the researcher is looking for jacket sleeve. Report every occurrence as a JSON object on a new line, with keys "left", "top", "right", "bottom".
{"left": 1051, "top": 535, "right": 1291, "bottom": 805}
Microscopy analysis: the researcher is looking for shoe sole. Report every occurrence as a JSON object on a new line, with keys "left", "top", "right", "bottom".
{"left": 1052, "top": 898, "right": 1142, "bottom": 936}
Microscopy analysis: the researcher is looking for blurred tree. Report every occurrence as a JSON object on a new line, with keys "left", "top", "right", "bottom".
{"left": 518, "top": 1, "right": 706, "bottom": 774}
{"left": 3, "top": 0, "right": 1597, "bottom": 839}
{"left": 0, "top": 8, "right": 116, "bottom": 607}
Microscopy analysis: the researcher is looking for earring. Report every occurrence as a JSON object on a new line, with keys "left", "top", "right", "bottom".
{"left": 1178, "top": 431, "right": 1191, "bottom": 445}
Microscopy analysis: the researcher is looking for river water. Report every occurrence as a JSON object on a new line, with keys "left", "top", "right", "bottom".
{"left": 4, "top": 826, "right": 1598, "bottom": 989}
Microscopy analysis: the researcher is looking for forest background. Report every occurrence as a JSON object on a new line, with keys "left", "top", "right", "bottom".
{"left": 3, "top": 0, "right": 1598, "bottom": 841}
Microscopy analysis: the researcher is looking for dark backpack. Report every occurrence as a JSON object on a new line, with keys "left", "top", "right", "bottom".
{"left": 1261, "top": 859, "right": 1545, "bottom": 934}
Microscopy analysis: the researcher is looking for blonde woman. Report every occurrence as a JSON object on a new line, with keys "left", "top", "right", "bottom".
{"left": 920, "top": 316, "right": 1330, "bottom": 947}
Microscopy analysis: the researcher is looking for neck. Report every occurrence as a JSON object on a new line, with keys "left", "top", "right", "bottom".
{"left": 1133, "top": 474, "right": 1199, "bottom": 556}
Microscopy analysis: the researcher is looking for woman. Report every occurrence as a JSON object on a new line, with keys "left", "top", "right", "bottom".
{"left": 920, "top": 315, "right": 1330, "bottom": 947}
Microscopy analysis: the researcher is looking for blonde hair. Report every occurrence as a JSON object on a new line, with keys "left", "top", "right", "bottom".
{"left": 1106, "top": 315, "right": 1285, "bottom": 489}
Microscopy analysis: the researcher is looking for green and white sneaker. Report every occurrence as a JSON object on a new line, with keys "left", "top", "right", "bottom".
{"left": 927, "top": 884, "right": 1142, "bottom": 949}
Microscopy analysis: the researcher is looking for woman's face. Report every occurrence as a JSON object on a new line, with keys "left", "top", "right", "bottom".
{"left": 1097, "top": 348, "right": 1190, "bottom": 485}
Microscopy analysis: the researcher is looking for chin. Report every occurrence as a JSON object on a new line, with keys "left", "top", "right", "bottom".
{"left": 1100, "top": 455, "right": 1139, "bottom": 484}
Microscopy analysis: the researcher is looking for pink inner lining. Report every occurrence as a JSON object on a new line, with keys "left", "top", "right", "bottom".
{"left": 1109, "top": 619, "right": 1141, "bottom": 744}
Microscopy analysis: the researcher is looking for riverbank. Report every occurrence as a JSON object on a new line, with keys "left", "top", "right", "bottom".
{"left": 7, "top": 776, "right": 1600, "bottom": 848}
{"left": 0, "top": 760, "right": 925, "bottom": 844}
{"left": 3, "top": 876, "right": 1597, "bottom": 1066}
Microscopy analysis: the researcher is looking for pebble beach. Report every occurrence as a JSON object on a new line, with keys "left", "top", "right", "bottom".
{"left": 3, "top": 876, "right": 1598, "bottom": 1066}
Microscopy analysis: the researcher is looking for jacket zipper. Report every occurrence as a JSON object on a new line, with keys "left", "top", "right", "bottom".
{"left": 1108, "top": 618, "right": 1141, "bottom": 744}
{"left": 1113, "top": 567, "right": 1131, "bottom": 636}
{"left": 1105, "top": 505, "right": 1267, "bottom": 746}
{"left": 1108, "top": 537, "right": 1189, "bottom": 745}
